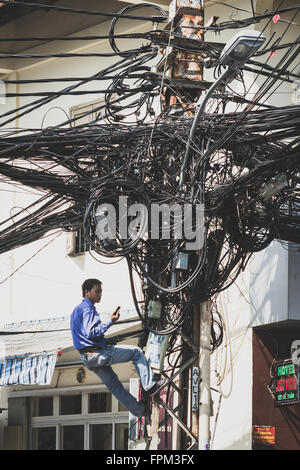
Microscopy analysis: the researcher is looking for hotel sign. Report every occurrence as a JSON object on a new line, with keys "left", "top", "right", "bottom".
{"left": 274, "top": 359, "right": 300, "bottom": 406}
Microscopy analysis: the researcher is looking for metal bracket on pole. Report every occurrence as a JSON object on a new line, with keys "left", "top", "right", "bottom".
{"left": 152, "top": 355, "right": 198, "bottom": 399}
{"left": 156, "top": 397, "right": 198, "bottom": 447}
{"left": 178, "top": 329, "right": 198, "bottom": 354}
{"left": 150, "top": 355, "right": 199, "bottom": 446}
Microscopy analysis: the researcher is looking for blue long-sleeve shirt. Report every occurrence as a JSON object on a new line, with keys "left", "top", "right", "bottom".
{"left": 70, "top": 298, "right": 113, "bottom": 350}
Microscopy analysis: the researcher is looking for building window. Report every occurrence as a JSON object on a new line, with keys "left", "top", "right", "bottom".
{"left": 89, "top": 423, "right": 112, "bottom": 450}
{"left": 34, "top": 427, "right": 56, "bottom": 451}
{"left": 32, "top": 422, "right": 128, "bottom": 450}
{"left": 88, "top": 392, "right": 111, "bottom": 413}
{"left": 115, "top": 423, "right": 129, "bottom": 450}
{"left": 32, "top": 396, "right": 53, "bottom": 417}
{"left": 60, "top": 394, "right": 82, "bottom": 415}
{"left": 26, "top": 390, "right": 129, "bottom": 450}
{"left": 61, "top": 425, "right": 84, "bottom": 450}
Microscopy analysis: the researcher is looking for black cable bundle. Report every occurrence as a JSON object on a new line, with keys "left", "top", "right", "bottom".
{"left": 0, "top": 1, "right": 299, "bottom": 361}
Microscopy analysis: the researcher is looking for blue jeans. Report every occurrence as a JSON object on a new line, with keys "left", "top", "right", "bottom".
{"left": 80, "top": 344, "right": 155, "bottom": 417}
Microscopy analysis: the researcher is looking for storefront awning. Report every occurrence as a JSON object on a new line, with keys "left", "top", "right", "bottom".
{"left": 0, "top": 352, "right": 57, "bottom": 386}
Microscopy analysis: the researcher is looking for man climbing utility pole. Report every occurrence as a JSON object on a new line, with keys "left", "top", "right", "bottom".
{"left": 70, "top": 278, "right": 164, "bottom": 417}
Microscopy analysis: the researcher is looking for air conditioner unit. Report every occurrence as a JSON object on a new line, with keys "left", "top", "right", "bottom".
{"left": 250, "top": 242, "right": 300, "bottom": 327}
{"left": 66, "top": 232, "right": 77, "bottom": 256}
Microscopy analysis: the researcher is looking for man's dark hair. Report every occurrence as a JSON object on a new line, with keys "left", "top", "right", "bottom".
{"left": 82, "top": 278, "right": 102, "bottom": 297}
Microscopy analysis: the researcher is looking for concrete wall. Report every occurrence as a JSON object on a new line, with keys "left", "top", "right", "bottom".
{"left": 210, "top": 270, "right": 253, "bottom": 450}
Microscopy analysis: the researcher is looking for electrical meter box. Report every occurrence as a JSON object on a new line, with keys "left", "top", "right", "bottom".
{"left": 174, "top": 252, "right": 189, "bottom": 270}
{"left": 148, "top": 300, "right": 162, "bottom": 319}
{"left": 145, "top": 332, "right": 169, "bottom": 373}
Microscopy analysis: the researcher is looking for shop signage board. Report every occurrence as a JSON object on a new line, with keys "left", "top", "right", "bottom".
{"left": 253, "top": 426, "right": 275, "bottom": 446}
{"left": 273, "top": 359, "right": 300, "bottom": 406}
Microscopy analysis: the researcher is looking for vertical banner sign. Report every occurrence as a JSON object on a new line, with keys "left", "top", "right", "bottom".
{"left": 192, "top": 366, "right": 200, "bottom": 411}
{"left": 274, "top": 359, "right": 300, "bottom": 406}
{"left": 158, "top": 388, "right": 173, "bottom": 450}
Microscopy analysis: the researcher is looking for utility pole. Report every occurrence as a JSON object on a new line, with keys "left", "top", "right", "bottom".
{"left": 166, "top": 0, "right": 209, "bottom": 449}
{"left": 157, "top": 0, "right": 212, "bottom": 450}
{"left": 198, "top": 299, "right": 212, "bottom": 450}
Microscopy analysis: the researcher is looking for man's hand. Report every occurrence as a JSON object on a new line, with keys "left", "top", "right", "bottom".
{"left": 111, "top": 306, "right": 121, "bottom": 323}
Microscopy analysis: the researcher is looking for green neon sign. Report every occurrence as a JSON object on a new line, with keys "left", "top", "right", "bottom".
{"left": 274, "top": 360, "right": 300, "bottom": 406}
{"left": 277, "top": 364, "right": 295, "bottom": 376}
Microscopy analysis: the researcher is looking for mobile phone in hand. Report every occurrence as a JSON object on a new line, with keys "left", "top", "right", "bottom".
{"left": 111, "top": 306, "right": 121, "bottom": 322}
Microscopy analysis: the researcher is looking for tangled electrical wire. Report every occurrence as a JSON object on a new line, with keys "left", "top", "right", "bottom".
{"left": 0, "top": 1, "right": 299, "bottom": 354}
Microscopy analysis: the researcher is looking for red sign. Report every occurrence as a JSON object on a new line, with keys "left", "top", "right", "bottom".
{"left": 253, "top": 426, "right": 275, "bottom": 446}
{"left": 276, "top": 376, "right": 297, "bottom": 392}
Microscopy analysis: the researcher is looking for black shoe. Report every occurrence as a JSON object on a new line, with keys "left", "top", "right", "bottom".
{"left": 142, "top": 404, "right": 152, "bottom": 418}
{"left": 138, "top": 395, "right": 151, "bottom": 417}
